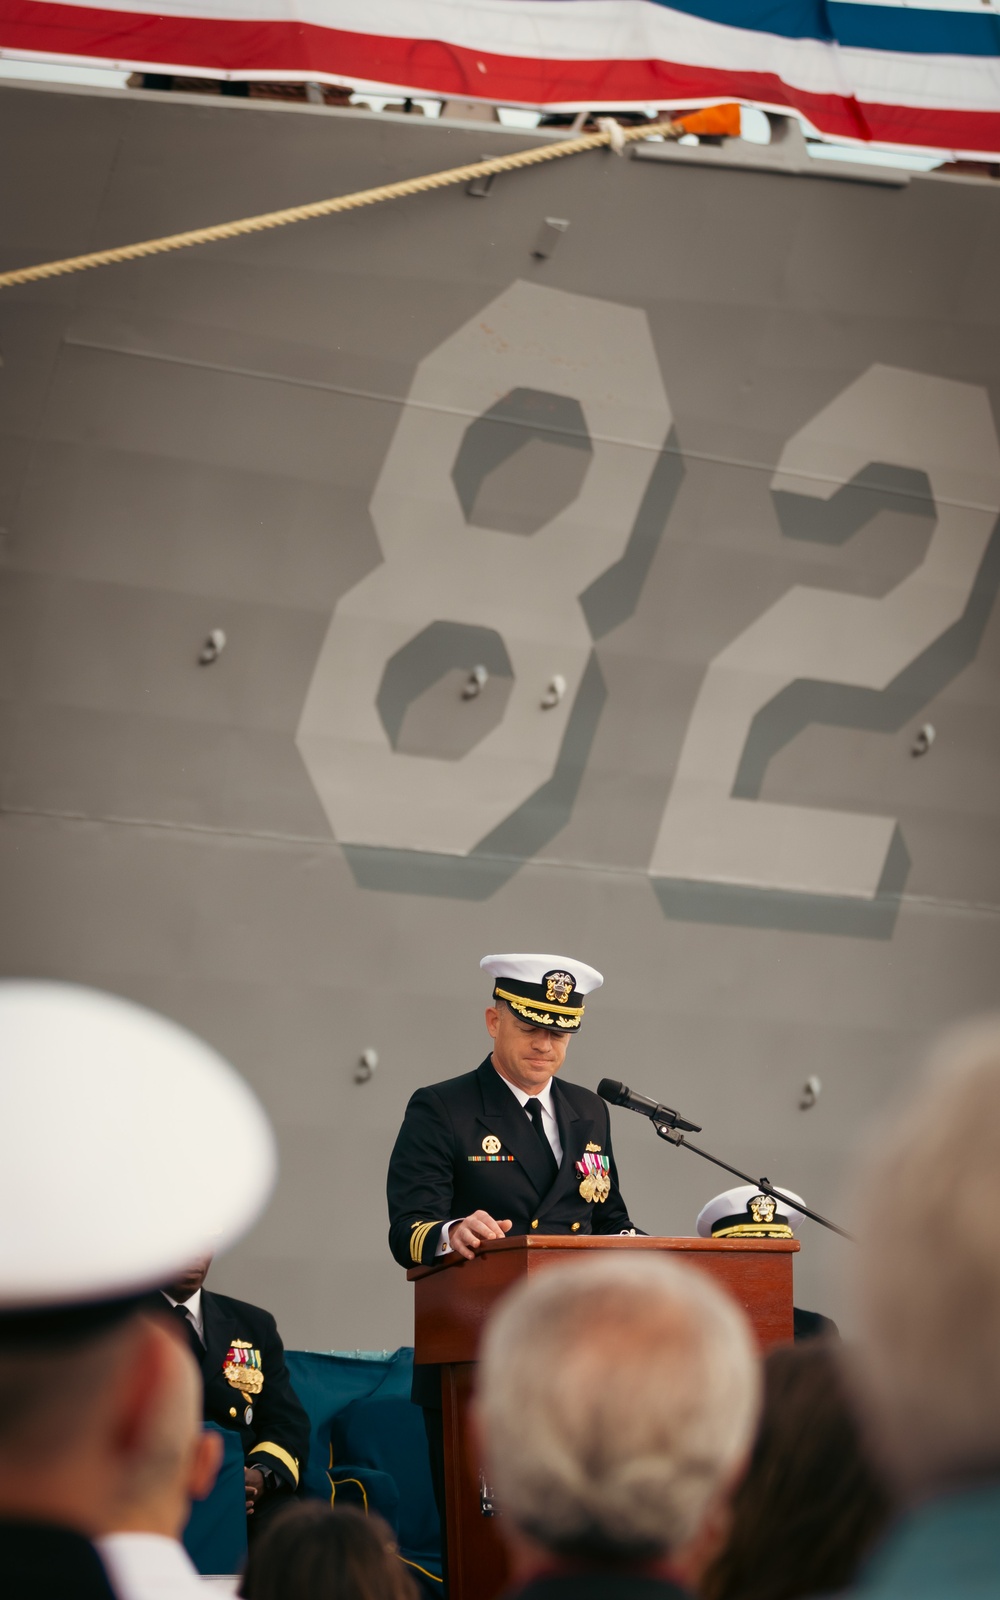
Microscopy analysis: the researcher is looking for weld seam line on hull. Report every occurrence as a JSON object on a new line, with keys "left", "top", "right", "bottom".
{"left": 1, "top": 806, "right": 998, "bottom": 921}
{"left": 58, "top": 338, "right": 996, "bottom": 518}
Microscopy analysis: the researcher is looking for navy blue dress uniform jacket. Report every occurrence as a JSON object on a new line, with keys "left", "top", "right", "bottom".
{"left": 199, "top": 1290, "right": 308, "bottom": 1492}
{"left": 160, "top": 1289, "right": 310, "bottom": 1493}
{"left": 387, "top": 1056, "right": 640, "bottom": 1271}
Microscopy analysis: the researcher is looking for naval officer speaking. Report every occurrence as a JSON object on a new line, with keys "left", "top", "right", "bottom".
{"left": 387, "top": 953, "right": 643, "bottom": 1535}
{"left": 387, "top": 952, "right": 642, "bottom": 1271}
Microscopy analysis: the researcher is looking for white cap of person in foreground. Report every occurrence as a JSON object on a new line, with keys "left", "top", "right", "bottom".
{"left": 847, "top": 1016, "right": 1000, "bottom": 1600}
{"left": 475, "top": 1254, "right": 760, "bottom": 1600}
{"left": 0, "top": 981, "right": 276, "bottom": 1600}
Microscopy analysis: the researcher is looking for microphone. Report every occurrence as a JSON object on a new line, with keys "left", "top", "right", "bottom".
{"left": 598, "top": 1078, "right": 702, "bottom": 1134}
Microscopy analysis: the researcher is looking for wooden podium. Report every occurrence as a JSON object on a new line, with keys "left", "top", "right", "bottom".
{"left": 409, "top": 1235, "right": 798, "bottom": 1600}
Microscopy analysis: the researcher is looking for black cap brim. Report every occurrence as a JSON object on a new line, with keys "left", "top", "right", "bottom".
{"left": 0, "top": 1294, "right": 147, "bottom": 1350}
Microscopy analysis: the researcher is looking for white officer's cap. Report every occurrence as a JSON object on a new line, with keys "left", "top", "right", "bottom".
{"left": 0, "top": 982, "right": 275, "bottom": 1333}
{"left": 696, "top": 1183, "right": 806, "bottom": 1240}
{"left": 480, "top": 953, "right": 603, "bottom": 1032}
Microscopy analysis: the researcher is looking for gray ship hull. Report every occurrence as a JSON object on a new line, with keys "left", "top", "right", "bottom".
{"left": 2, "top": 82, "right": 999, "bottom": 1342}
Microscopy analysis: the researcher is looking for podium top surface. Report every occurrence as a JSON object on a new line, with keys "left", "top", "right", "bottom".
{"left": 407, "top": 1233, "right": 798, "bottom": 1280}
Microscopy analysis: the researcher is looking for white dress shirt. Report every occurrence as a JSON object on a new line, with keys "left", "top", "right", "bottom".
{"left": 162, "top": 1288, "right": 204, "bottom": 1344}
{"left": 97, "top": 1532, "right": 207, "bottom": 1600}
{"left": 496, "top": 1071, "right": 564, "bottom": 1165}
{"left": 437, "top": 1066, "right": 563, "bottom": 1254}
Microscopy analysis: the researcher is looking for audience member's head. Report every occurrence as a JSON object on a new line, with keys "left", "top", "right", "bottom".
{"left": 0, "top": 1312, "right": 217, "bottom": 1537}
{"left": 240, "top": 1503, "right": 418, "bottom": 1600}
{"left": 476, "top": 1255, "right": 760, "bottom": 1578}
{"left": 701, "top": 1341, "right": 891, "bottom": 1600}
{"left": 104, "top": 1313, "right": 221, "bottom": 1538}
{"left": 852, "top": 1016, "right": 1000, "bottom": 1498}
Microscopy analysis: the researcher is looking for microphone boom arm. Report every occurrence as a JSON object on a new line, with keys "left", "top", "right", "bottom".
{"left": 654, "top": 1122, "right": 855, "bottom": 1241}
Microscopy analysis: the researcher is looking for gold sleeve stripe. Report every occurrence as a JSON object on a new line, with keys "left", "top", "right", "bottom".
{"left": 249, "top": 1441, "right": 300, "bottom": 1486}
{"left": 410, "top": 1223, "right": 433, "bottom": 1261}
{"left": 494, "top": 986, "right": 583, "bottom": 1017}
{"left": 410, "top": 1221, "right": 437, "bottom": 1262}
{"left": 409, "top": 1225, "right": 425, "bottom": 1262}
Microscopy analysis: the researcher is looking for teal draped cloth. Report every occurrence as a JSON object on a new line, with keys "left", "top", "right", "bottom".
{"left": 856, "top": 1481, "right": 1000, "bottom": 1599}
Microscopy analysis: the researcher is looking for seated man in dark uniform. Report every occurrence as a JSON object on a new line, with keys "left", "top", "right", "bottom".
{"left": 157, "top": 1256, "right": 309, "bottom": 1531}
{"left": 386, "top": 952, "right": 643, "bottom": 1533}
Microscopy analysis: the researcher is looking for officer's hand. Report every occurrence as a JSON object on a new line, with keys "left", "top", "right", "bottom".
{"left": 450, "top": 1212, "right": 512, "bottom": 1260}
{"left": 245, "top": 1467, "right": 265, "bottom": 1514}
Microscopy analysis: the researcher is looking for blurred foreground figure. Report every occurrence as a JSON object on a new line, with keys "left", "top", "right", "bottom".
{"left": 96, "top": 1321, "right": 223, "bottom": 1600}
{"left": 241, "top": 1502, "right": 418, "bottom": 1600}
{"left": 0, "top": 982, "right": 275, "bottom": 1600}
{"left": 701, "top": 1342, "right": 891, "bottom": 1600}
{"left": 850, "top": 1017, "right": 1000, "bottom": 1600}
{"left": 476, "top": 1255, "right": 760, "bottom": 1600}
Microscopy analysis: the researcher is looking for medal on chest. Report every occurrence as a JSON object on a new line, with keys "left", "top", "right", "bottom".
{"left": 223, "top": 1340, "right": 264, "bottom": 1425}
{"left": 575, "top": 1150, "right": 611, "bottom": 1203}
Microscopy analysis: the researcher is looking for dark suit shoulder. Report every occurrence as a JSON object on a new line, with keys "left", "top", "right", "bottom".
{"left": 408, "top": 1065, "right": 486, "bottom": 1108}
{"left": 554, "top": 1077, "right": 611, "bottom": 1118}
{"left": 201, "top": 1289, "right": 278, "bottom": 1333}
{"left": 0, "top": 1521, "right": 117, "bottom": 1600}
{"left": 793, "top": 1306, "right": 840, "bottom": 1341}
{"left": 414, "top": 1062, "right": 607, "bottom": 1118}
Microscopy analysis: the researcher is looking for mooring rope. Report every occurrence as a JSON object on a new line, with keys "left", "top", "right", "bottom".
{"left": 0, "top": 106, "right": 738, "bottom": 291}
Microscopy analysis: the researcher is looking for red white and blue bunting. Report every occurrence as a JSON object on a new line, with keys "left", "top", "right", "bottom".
{"left": 2, "top": 0, "right": 999, "bottom": 156}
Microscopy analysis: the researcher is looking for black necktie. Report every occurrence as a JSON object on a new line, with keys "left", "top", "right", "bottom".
{"left": 167, "top": 1300, "right": 204, "bottom": 1361}
{"left": 525, "top": 1097, "right": 558, "bottom": 1179}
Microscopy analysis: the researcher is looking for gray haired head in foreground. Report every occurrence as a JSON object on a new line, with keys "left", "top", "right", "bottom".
{"left": 853, "top": 1015, "right": 1000, "bottom": 1496}
{"left": 476, "top": 1254, "right": 759, "bottom": 1561}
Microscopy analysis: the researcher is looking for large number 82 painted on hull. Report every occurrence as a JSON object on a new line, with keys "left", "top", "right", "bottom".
{"left": 297, "top": 284, "right": 1000, "bottom": 904}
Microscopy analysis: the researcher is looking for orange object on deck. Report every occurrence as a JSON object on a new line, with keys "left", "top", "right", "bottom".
{"left": 676, "top": 103, "right": 742, "bottom": 137}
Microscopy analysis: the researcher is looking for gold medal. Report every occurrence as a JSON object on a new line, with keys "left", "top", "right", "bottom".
{"left": 578, "top": 1173, "right": 598, "bottom": 1203}
{"left": 595, "top": 1171, "right": 612, "bottom": 1203}
{"left": 225, "top": 1362, "right": 264, "bottom": 1394}
{"left": 224, "top": 1341, "right": 264, "bottom": 1405}
{"left": 482, "top": 1135, "right": 502, "bottom": 1155}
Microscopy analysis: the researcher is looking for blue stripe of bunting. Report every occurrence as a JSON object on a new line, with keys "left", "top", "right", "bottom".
{"left": 525, "top": 0, "right": 1000, "bottom": 58}
{"left": 830, "top": 3, "right": 1000, "bottom": 58}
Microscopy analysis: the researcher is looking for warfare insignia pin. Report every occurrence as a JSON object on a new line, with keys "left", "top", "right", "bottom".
{"left": 748, "top": 1194, "right": 777, "bottom": 1225}
{"left": 544, "top": 971, "right": 574, "bottom": 1005}
{"left": 482, "top": 1135, "right": 502, "bottom": 1155}
{"left": 585, "top": 1142, "right": 601, "bottom": 1153}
